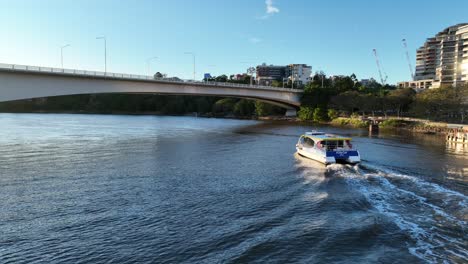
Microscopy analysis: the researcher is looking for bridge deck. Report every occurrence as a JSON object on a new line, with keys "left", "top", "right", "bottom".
{"left": 0, "top": 63, "right": 303, "bottom": 94}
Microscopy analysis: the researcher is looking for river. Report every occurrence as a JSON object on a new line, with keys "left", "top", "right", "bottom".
{"left": 0, "top": 114, "right": 466, "bottom": 263}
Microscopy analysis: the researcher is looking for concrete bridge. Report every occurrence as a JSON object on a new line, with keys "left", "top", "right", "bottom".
{"left": 0, "top": 63, "right": 303, "bottom": 116}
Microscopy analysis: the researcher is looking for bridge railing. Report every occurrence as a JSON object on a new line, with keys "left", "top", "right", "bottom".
{"left": 0, "top": 63, "right": 303, "bottom": 92}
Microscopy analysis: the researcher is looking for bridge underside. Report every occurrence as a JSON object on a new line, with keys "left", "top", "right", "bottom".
{"left": 0, "top": 71, "right": 300, "bottom": 116}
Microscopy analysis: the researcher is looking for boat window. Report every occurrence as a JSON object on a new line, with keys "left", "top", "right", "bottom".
{"left": 299, "top": 136, "right": 305, "bottom": 144}
{"left": 304, "top": 137, "right": 314, "bottom": 147}
{"left": 321, "top": 140, "right": 346, "bottom": 150}
{"left": 322, "top": 140, "right": 337, "bottom": 150}
{"left": 337, "top": 141, "right": 344, "bottom": 148}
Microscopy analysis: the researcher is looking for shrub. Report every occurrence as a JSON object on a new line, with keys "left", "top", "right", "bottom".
{"left": 379, "top": 119, "right": 410, "bottom": 128}
{"left": 298, "top": 106, "right": 314, "bottom": 121}
{"left": 350, "top": 112, "right": 361, "bottom": 119}
{"left": 331, "top": 117, "right": 368, "bottom": 128}
{"left": 313, "top": 107, "right": 329, "bottom": 122}
{"left": 327, "top": 109, "right": 338, "bottom": 120}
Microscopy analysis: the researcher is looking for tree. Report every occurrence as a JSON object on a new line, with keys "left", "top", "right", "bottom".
{"left": 298, "top": 106, "right": 314, "bottom": 121}
{"left": 233, "top": 99, "right": 255, "bottom": 117}
{"left": 212, "top": 98, "right": 236, "bottom": 114}
{"left": 330, "top": 91, "right": 361, "bottom": 114}
{"left": 359, "top": 94, "right": 380, "bottom": 116}
{"left": 255, "top": 101, "right": 284, "bottom": 116}
{"left": 387, "top": 88, "right": 415, "bottom": 117}
{"left": 410, "top": 85, "right": 467, "bottom": 122}
{"left": 154, "top": 72, "right": 164, "bottom": 79}
{"left": 215, "top": 75, "right": 228, "bottom": 82}
{"left": 333, "top": 76, "right": 356, "bottom": 93}
{"left": 195, "top": 97, "right": 212, "bottom": 113}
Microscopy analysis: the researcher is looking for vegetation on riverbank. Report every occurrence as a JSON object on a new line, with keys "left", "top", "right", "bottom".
{"left": 299, "top": 73, "right": 468, "bottom": 124}
{"left": 0, "top": 94, "right": 285, "bottom": 118}
{"left": 330, "top": 117, "right": 368, "bottom": 128}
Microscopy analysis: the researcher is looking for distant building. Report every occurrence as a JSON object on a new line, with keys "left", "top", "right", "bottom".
{"left": 398, "top": 23, "right": 468, "bottom": 90}
{"left": 398, "top": 79, "right": 433, "bottom": 90}
{"left": 230, "top": 73, "right": 249, "bottom": 81}
{"left": 360, "top": 78, "right": 380, "bottom": 88}
{"left": 256, "top": 64, "right": 287, "bottom": 86}
{"left": 286, "top": 64, "right": 312, "bottom": 86}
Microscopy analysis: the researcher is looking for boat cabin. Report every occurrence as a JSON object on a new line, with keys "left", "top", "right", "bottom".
{"left": 296, "top": 131, "right": 360, "bottom": 164}
{"left": 299, "top": 133, "right": 354, "bottom": 151}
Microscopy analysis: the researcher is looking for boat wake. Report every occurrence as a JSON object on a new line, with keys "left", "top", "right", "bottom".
{"left": 333, "top": 164, "right": 467, "bottom": 263}
{"left": 296, "top": 157, "right": 468, "bottom": 263}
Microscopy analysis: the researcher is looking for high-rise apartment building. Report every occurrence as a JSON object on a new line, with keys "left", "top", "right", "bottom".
{"left": 402, "top": 23, "right": 468, "bottom": 89}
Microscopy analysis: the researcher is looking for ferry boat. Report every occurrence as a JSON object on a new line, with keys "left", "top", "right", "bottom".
{"left": 296, "top": 131, "right": 360, "bottom": 165}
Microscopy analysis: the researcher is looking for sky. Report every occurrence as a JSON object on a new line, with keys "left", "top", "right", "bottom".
{"left": 0, "top": 0, "right": 467, "bottom": 84}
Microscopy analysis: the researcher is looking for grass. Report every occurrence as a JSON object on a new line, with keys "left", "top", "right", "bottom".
{"left": 330, "top": 117, "right": 368, "bottom": 128}
{"left": 379, "top": 119, "right": 406, "bottom": 128}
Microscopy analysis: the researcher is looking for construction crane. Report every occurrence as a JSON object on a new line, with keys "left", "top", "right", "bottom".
{"left": 373, "top": 49, "right": 388, "bottom": 85}
{"left": 402, "top": 39, "right": 415, "bottom": 80}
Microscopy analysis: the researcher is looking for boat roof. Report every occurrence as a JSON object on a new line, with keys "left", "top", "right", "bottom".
{"left": 303, "top": 132, "right": 352, "bottom": 141}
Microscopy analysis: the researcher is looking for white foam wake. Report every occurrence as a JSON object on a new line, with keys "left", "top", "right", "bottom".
{"left": 336, "top": 165, "right": 468, "bottom": 263}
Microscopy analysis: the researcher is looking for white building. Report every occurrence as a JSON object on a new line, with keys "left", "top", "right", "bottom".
{"left": 287, "top": 64, "right": 312, "bottom": 85}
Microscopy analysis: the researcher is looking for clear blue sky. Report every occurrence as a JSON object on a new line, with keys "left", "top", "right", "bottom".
{"left": 0, "top": 0, "right": 467, "bottom": 84}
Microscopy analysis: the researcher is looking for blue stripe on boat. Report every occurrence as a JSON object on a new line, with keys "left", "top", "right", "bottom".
{"left": 326, "top": 151, "right": 359, "bottom": 158}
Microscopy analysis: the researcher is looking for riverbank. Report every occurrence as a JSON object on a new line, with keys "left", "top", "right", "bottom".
{"left": 327, "top": 116, "right": 468, "bottom": 135}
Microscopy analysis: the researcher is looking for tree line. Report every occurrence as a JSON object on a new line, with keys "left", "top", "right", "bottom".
{"left": 299, "top": 73, "right": 468, "bottom": 124}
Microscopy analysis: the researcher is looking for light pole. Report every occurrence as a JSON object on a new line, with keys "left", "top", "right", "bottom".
{"left": 321, "top": 72, "right": 324, "bottom": 88}
{"left": 96, "top": 36, "right": 107, "bottom": 74}
{"left": 184, "top": 52, "right": 196, "bottom": 80}
{"left": 241, "top": 62, "right": 256, "bottom": 86}
{"left": 60, "top": 44, "right": 70, "bottom": 70}
{"left": 146, "top": 57, "right": 158, "bottom": 76}
{"left": 291, "top": 66, "right": 295, "bottom": 89}
{"left": 247, "top": 67, "right": 256, "bottom": 86}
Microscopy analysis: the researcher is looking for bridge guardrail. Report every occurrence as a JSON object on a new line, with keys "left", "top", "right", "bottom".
{"left": 0, "top": 63, "right": 303, "bottom": 93}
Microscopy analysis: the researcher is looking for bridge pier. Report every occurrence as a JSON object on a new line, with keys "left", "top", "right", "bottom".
{"left": 285, "top": 109, "right": 297, "bottom": 117}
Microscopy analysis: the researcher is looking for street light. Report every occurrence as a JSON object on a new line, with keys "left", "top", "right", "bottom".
{"left": 240, "top": 62, "right": 257, "bottom": 86}
{"left": 96, "top": 36, "right": 107, "bottom": 74}
{"left": 247, "top": 67, "right": 256, "bottom": 86}
{"left": 146, "top": 57, "right": 158, "bottom": 76}
{"left": 60, "top": 44, "right": 70, "bottom": 70}
{"left": 291, "top": 66, "right": 295, "bottom": 89}
{"left": 184, "top": 52, "right": 196, "bottom": 80}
